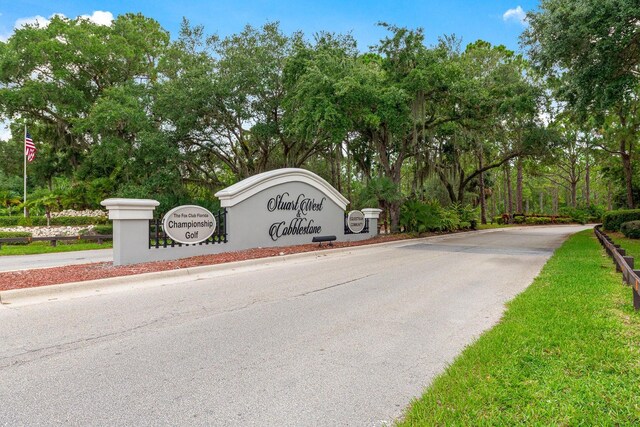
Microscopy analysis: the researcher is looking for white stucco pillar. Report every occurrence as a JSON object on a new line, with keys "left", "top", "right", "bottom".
{"left": 101, "top": 198, "right": 160, "bottom": 265}
{"left": 362, "top": 208, "right": 383, "bottom": 236}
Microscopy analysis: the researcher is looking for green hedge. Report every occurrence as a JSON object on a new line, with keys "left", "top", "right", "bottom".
{"left": 621, "top": 220, "right": 640, "bottom": 239}
{"left": 91, "top": 225, "right": 113, "bottom": 235}
{"left": 0, "top": 216, "right": 108, "bottom": 227}
{"left": 0, "top": 231, "right": 32, "bottom": 238}
{"left": 525, "top": 217, "right": 552, "bottom": 225}
{"left": 0, "top": 231, "right": 32, "bottom": 245}
{"left": 602, "top": 209, "right": 640, "bottom": 232}
{"left": 0, "top": 217, "right": 20, "bottom": 226}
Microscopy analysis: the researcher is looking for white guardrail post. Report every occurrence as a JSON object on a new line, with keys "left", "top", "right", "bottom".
{"left": 101, "top": 198, "right": 160, "bottom": 266}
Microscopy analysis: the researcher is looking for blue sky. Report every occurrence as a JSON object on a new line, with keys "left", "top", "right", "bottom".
{"left": 0, "top": 1, "right": 538, "bottom": 139}
{"left": 1, "top": 1, "right": 537, "bottom": 51}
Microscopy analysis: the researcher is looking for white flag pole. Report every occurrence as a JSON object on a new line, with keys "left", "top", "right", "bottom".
{"left": 23, "top": 124, "right": 27, "bottom": 217}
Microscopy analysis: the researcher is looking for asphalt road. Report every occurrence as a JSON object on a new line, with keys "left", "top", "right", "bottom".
{"left": 0, "top": 248, "right": 112, "bottom": 272}
{"left": 0, "top": 225, "right": 589, "bottom": 426}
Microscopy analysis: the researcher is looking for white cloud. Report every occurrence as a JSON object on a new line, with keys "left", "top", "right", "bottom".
{"left": 14, "top": 14, "right": 54, "bottom": 29}
{"left": 0, "top": 120, "right": 11, "bottom": 141}
{"left": 79, "top": 11, "right": 114, "bottom": 26}
{"left": 503, "top": 6, "right": 527, "bottom": 26}
{"left": 12, "top": 11, "right": 113, "bottom": 32}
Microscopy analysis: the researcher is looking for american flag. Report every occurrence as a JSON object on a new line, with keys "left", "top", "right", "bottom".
{"left": 25, "top": 132, "right": 36, "bottom": 162}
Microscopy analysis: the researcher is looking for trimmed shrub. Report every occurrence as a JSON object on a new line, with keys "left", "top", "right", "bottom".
{"left": 0, "top": 231, "right": 32, "bottom": 245}
{"left": 555, "top": 217, "right": 573, "bottom": 224}
{"left": 18, "top": 217, "right": 33, "bottom": 226}
{"left": 0, "top": 231, "right": 32, "bottom": 238}
{"left": 621, "top": 220, "right": 640, "bottom": 239}
{"left": 525, "top": 216, "right": 552, "bottom": 225}
{"left": 603, "top": 209, "right": 640, "bottom": 232}
{"left": 91, "top": 225, "right": 113, "bottom": 235}
{"left": 0, "top": 217, "right": 21, "bottom": 226}
{"left": 558, "top": 207, "right": 587, "bottom": 224}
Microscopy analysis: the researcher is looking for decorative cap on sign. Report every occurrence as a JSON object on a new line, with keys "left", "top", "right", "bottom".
{"left": 215, "top": 168, "right": 349, "bottom": 210}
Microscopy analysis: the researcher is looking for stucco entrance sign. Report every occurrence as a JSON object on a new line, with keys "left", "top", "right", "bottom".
{"left": 215, "top": 168, "right": 351, "bottom": 247}
{"left": 102, "top": 168, "right": 382, "bottom": 265}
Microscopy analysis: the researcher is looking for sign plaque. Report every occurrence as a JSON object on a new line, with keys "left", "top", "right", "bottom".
{"left": 162, "top": 205, "right": 217, "bottom": 244}
{"left": 347, "top": 210, "right": 366, "bottom": 233}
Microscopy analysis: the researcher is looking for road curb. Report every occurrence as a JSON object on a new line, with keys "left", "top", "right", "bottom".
{"left": 0, "top": 228, "right": 501, "bottom": 306}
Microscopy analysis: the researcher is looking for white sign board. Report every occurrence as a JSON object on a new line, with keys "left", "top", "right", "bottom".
{"left": 347, "top": 210, "right": 366, "bottom": 233}
{"left": 163, "top": 205, "right": 216, "bottom": 244}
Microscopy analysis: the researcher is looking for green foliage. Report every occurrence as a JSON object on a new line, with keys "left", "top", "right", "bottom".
{"left": 0, "top": 217, "right": 20, "bottom": 226}
{"left": 399, "top": 199, "right": 443, "bottom": 233}
{"left": 514, "top": 216, "right": 525, "bottom": 224}
{"left": 91, "top": 225, "right": 113, "bottom": 235}
{"left": 525, "top": 216, "right": 552, "bottom": 225}
{"left": 0, "top": 241, "right": 112, "bottom": 255}
{"left": 0, "top": 231, "right": 31, "bottom": 238}
{"left": 620, "top": 221, "right": 640, "bottom": 239}
{"left": 399, "top": 200, "right": 476, "bottom": 232}
{"left": 585, "top": 204, "right": 606, "bottom": 223}
{"left": 357, "top": 176, "right": 402, "bottom": 208}
{"left": 558, "top": 207, "right": 587, "bottom": 225}
{"left": 602, "top": 209, "right": 640, "bottom": 232}
{"left": 450, "top": 203, "right": 479, "bottom": 224}
{"left": 18, "top": 217, "right": 33, "bottom": 226}
{"left": 438, "top": 206, "right": 461, "bottom": 231}
{"left": 0, "top": 231, "right": 31, "bottom": 245}
{"left": 524, "top": 0, "right": 640, "bottom": 114}
{"left": 0, "top": 12, "right": 616, "bottom": 223}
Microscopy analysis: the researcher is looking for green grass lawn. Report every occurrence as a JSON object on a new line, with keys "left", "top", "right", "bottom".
{"left": 609, "top": 231, "right": 640, "bottom": 261}
{"left": 398, "top": 230, "right": 640, "bottom": 426}
{"left": 0, "top": 240, "right": 112, "bottom": 256}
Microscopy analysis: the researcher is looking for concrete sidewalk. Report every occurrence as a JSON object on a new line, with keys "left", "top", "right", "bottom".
{"left": 0, "top": 248, "right": 113, "bottom": 272}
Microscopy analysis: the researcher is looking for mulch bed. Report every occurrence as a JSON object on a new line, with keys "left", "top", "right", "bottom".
{"left": 0, "top": 233, "right": 419, "bottom": 292}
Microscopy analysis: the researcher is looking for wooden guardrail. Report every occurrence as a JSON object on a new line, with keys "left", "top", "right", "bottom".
{"left": 594, "top": 225, "right": 640, "bottom": 310}
{"left": 0, "top": 234, "right": 112, "bottom": 249}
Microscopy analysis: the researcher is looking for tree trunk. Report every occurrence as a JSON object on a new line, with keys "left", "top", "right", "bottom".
{"left": 539, "top": 191, "right": 543, "bottom": 214}
{"left": 478, "top": 150, "right": 487, "bottom": 224}
{"left": 479, "top": 172, "right": 487, "bottom": 224}
{"left": 491, "top": 188, "right": 496, "bottom": 219}
{"left": 516, "top": 157, "right": 523, "bottom": 214}
{"left": 389, "top": 200, "right": 401, "bottom": 233}
{"left": 585, "top": 150, "right": 591, "bottom": 206}
{"left": 505, "top": 163, "right": 513, "bottom": 220}
{"left": 346, "top": 140, "right": 352, "bottom": 204}
{"left": 622, "top": 149, "right": 634, "bottom": 208}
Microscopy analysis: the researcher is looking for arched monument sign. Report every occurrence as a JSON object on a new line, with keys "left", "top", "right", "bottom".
{"left": 102, "top": 168, "right": 382, "bottom": 265}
